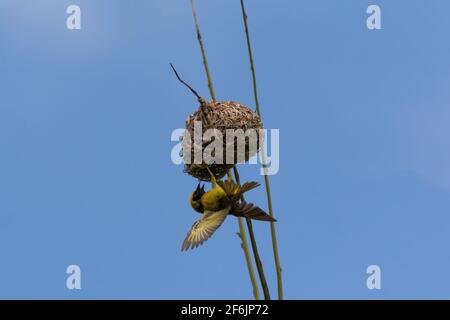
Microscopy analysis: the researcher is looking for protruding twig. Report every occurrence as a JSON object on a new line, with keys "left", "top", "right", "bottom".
{"left": 170, "top": 63, "right": 209, "bottom": 122}
{"left": 170, "top": 63, "right": 203, "bottom": 102}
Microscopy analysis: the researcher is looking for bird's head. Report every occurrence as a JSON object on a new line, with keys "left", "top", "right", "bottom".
{"left": 190, "top": 183, "right": 206, "bottom": 213}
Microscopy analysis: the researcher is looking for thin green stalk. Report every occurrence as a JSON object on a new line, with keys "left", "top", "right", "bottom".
{"left": 227, "top": 171, "right": 260, "bottom": 300}
{"left": 189, "top": 0, "right": 260, "bottom": 300}
{"left": 233, "top": 167, "right": 271, "bottom": 300}
{"left": 237, "top": 217, "right": 260, "bottom": 299}
{"left": 239, "top": 0, "right": 284, "bottom": 300}
{"left": 190, "top": 0, "right": 216, "bottom": 101}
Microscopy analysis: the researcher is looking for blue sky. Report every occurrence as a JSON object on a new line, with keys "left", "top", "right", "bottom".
{"left": 1, "top": 0, "right": 450, "bottom": 299}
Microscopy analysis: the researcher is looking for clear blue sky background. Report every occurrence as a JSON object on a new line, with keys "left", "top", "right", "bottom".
{"left": 1, "top": 0, "right": 450, "bottom": 299}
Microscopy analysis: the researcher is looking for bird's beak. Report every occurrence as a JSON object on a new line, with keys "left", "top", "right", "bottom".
{"left": 195, "top": 183, "right": 201, "bottom": 192}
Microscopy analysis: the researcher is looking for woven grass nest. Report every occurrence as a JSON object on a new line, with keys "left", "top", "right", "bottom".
{"left": 183, "top": 100, "right": 263, "bottom": 181}
{"left": 170, "top": 64, "right": 263, "bottom": 181}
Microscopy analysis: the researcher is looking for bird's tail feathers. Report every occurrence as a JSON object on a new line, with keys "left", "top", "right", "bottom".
{"left": 232, "top": 201, "right": 276, "bottom": 222}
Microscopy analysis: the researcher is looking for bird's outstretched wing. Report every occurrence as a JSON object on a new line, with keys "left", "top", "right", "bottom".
{"left": 182, "top": 206, "right": 231, "bottom": 251}
{"left": 232, "top": 201, "right": 277, "bottom": 222}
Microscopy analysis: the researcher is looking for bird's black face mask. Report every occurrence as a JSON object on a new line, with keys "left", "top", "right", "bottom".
{"left": 193, "top": 183, "right": 206, "bottom": 201}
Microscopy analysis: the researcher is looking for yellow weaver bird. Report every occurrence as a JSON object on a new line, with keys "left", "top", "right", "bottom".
{"left": 182, "top": 179, "right": 276, "bottom": 251}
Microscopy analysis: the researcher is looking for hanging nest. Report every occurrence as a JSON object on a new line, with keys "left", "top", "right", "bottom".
{"left": 183, "top": 100, "right": 263, "bottom": 181}
{"left": 170, "top": 64, "right": 263, "bottom": 182}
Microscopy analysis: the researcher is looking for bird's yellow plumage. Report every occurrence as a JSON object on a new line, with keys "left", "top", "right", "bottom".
{"left": 200, "top": 186, "right": 227, "bottom": 211}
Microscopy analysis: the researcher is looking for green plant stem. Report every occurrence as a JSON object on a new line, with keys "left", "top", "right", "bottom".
{"left": 227, "top": 171, "right": 261, "bottom": 300}
{"left": 233, "top": 167, "right": 271, "bottom": 300}
{"left": 239, "top": 0, "right": 284, "bottom": 300}
{"left": 189, "top": 0, "right": 216, "bottom": 101}
{"left": 189, "top": 0, "right": 260, "bottom": 300}
{"left": 238, "top": 208, "right": 261, "bottom": 300}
